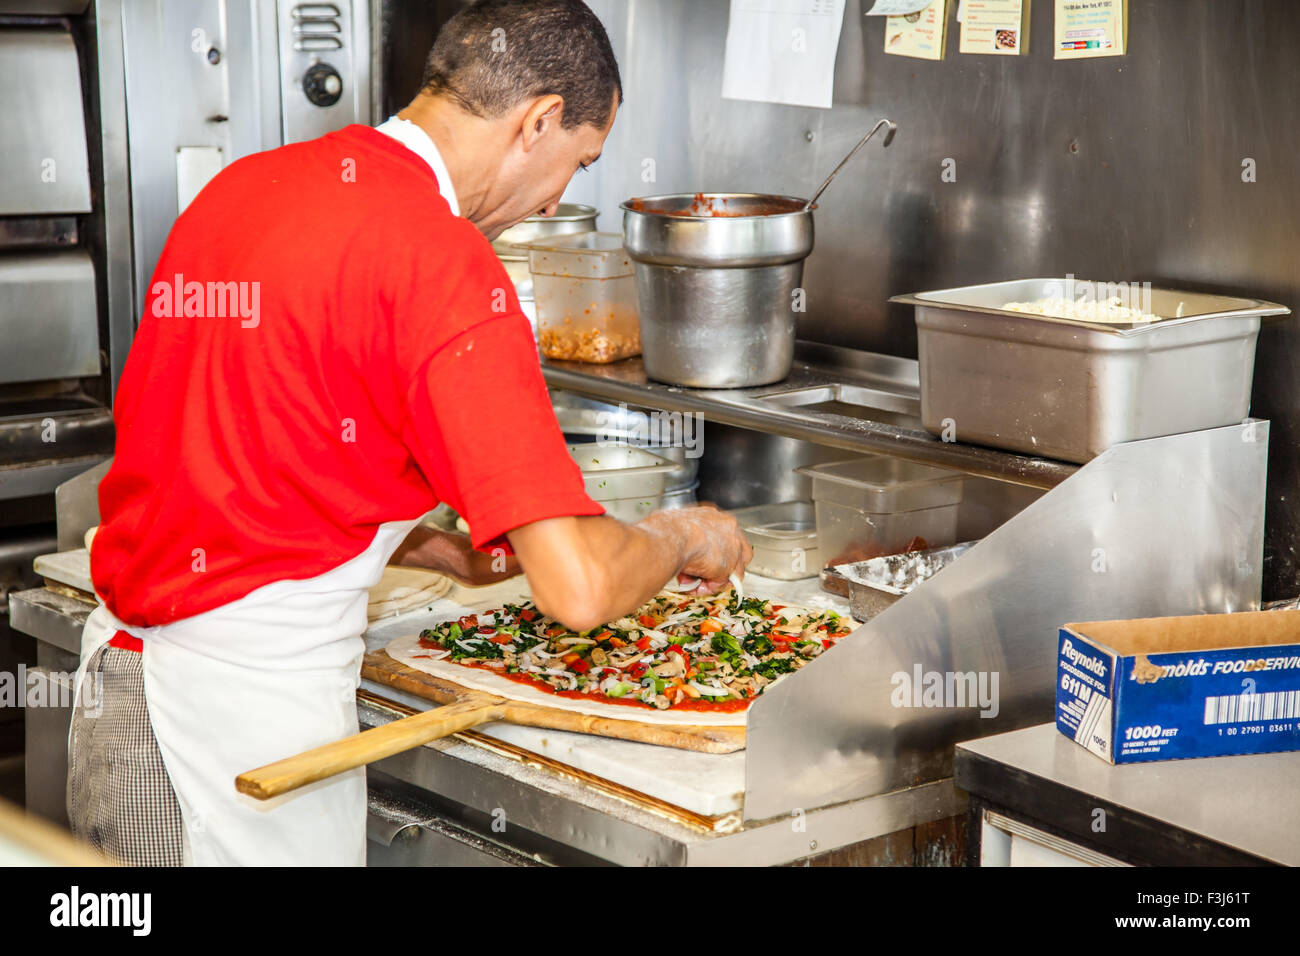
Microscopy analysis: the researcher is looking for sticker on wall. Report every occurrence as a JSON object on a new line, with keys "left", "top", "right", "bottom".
{"left": 884, "top": 0, "right": 949, "bottom": 59}
{"left": 865, "top": 0, "right": 933, "bottom": 14}
{"left": 1054, "top": 0, "right": 1127, "bottom": 59}
{"left": 958, "top": 0, "right": 1027, "bottom": 55}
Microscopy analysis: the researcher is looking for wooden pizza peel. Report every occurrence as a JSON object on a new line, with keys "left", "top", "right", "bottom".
{"left": 235, "top": 646, "right": 746, "bottom": 801}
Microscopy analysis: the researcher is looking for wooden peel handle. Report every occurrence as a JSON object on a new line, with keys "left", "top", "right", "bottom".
{"left": 234, "top": 696, "right": 507, "bottom": 800}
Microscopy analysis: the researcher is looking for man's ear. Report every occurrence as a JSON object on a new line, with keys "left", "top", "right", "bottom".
{"left": 521, "top": 94, "right": 565, "bottom": 152}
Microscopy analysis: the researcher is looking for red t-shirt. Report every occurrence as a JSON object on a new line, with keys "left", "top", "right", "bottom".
{"left": 92, "top": 124, "right": 603, "bottom": 627}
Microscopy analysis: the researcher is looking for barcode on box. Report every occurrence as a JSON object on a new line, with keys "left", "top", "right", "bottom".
{"left": 1203, "top": 690, "right": 1300, "bottom": 725}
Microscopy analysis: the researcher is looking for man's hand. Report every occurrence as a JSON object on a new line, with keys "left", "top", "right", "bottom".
{"left": 639, "top": 506, "right": 751, "bottom": 595}
{"left": 390, "top": 525, "right": 521, "bottom": 587}
{"left": 506, "top": 506, "right": 752, "bottom": 631}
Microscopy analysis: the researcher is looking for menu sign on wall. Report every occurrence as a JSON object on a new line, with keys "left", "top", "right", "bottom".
{"left": 884, "top": 0, "right": 949, "bottom": 60}
{"left": 1054, "top": 0, "right": 1127, "bottom": 59}
{"left": 958, "top": 0, "right": 1027, "bottom": 55}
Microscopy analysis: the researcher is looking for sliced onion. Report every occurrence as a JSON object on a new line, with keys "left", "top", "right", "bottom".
{"left": 558, "top": 636, "right": 595, "bottom": 645}
{"left": 664, "top": 575, "right": 702, "bottom": 593}
{"left": 689, "top": 680, "right": 729, "bottom": 697}
{"left": 728, "top": 573, "right": 744, "bottom": 601}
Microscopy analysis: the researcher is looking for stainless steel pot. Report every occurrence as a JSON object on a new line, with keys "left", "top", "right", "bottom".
{"left": 621, "top": 193, "right": 814, "bottom": 388}
{"left": 493, "top": 203, "right": 599, "bottom": 304}
{"left": 495, "top": 202, "right": 599, "bottom": 247}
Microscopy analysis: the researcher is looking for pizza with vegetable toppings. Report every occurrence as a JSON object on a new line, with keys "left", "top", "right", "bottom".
{"left": 390, "top": 586, "right": 853, "bottom": 721}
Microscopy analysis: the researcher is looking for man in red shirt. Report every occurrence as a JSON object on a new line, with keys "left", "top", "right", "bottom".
{"left": 68, "top": 0, "right": 749, "bottom": 866}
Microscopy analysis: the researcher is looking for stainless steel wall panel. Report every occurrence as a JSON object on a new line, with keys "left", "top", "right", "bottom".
{"left": 561, "top": 0, "right": 1300, "bottom": 600}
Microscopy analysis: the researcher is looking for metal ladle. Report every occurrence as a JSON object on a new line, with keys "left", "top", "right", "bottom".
{"left": 803, "top": 117, "right": 897, "bottom": 211}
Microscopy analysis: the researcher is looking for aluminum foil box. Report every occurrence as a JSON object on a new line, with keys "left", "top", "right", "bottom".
{"left": 1056, "top": 610, "right": 1300, "bottom": 763}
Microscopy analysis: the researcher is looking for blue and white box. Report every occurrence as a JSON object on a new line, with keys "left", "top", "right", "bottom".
{"left": 1056, "top": 609, "right": 1300, "bottom": 763}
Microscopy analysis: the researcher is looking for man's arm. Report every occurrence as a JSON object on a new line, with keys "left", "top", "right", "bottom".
{"left": 506, "top": 506, "right": 752, "bottom": 632}
{"left": 390, "top": 525, "right": 521, "bottom": 586}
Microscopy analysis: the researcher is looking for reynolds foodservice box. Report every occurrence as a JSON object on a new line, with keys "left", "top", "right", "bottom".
{"left": 1056, "top": 609, "right": 1300, "bottom": 763}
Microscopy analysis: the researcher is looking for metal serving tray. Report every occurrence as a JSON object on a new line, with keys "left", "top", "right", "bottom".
{"left": 891, "top": 278, "right": 1291, "bottom": 463}
{"left": 833, "top": 541, "right": 976, "bottom": 622}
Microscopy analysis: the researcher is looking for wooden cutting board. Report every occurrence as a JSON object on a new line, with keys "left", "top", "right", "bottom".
{"left": 361, "top": 649, "right": 747, "bottom": 754}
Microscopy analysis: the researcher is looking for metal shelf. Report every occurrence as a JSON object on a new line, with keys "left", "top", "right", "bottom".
{"left": 542, "top": 341, "right": 1079, "bottom": 490}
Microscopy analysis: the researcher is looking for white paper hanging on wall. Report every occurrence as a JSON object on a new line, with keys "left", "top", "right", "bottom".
{"left": 721, "top": 0, "right": 847, "bottom": 110}
{"left": 865, "top": 0, "right": 933, "bottom": 14}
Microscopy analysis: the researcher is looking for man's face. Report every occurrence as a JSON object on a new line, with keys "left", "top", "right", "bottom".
{"left": 478, "top": 95, "right": 618, "bottom": 241}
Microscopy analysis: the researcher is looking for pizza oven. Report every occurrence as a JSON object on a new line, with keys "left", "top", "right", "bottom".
{"left": 0, "top": 1, "right": 124, "bottom": 721}
{"left": 6, "top": 0, "right": 376, "bottom": 826}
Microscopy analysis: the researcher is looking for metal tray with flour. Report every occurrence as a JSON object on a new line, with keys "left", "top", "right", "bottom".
{"left": 891, "top": 278, "right": 1290, "bottom": 463}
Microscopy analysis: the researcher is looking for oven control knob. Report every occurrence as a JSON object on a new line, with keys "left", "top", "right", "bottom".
{"left": 303, "top": 63, "right": 343, "bottom": 107}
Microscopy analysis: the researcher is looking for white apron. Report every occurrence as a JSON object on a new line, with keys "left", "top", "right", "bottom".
{"left": 73, "top": 517, "right": 422, "bottom": 866}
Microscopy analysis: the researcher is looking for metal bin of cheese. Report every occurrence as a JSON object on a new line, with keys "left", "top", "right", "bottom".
{"left": 524, "top": 231, "right": 641, "bottom": 363}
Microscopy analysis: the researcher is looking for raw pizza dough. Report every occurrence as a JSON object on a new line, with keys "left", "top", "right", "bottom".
{"left": 367, "top": 566, "right": 454, "bottom": 621}
{"left": 385, "top": 631, "right": 749, "bottom": 727}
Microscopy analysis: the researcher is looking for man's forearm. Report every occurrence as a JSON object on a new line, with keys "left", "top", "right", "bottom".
{"left": 507, "top": 510, "right": 742, "bottom": 632}
{"left": 391, "top": 525, "right": 522, "bottom": 586}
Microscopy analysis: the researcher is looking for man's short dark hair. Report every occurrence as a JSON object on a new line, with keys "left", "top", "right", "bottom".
{"left": 422, "top": 0, "right": 622, "bottom": 131}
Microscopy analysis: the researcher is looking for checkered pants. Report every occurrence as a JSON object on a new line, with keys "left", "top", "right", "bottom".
{"left": 67, "top": 644, "right": 185, "bottom": 866}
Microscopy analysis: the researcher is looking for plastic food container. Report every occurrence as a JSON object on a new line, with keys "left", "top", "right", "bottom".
{"left": 494, "top": 204, "right": 598, "bottom": 330}
{"left": 569, "top": 444, "right": 674, "bottom": 523}
{"left": 796, "top": 456, "right": 964, "bottom": 569}
{"left": 730, "top": 501, "right": 820, "bottom": 580}
{"left": 527, "top": 233, "right": 640, "bottom": 364}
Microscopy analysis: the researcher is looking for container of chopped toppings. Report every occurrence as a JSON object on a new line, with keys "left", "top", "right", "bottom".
{"left": 891, "top": 278, "right": 1290, "bottom": 463}
{"left": 525, "top": 231, "right": 640, "bottom": 364}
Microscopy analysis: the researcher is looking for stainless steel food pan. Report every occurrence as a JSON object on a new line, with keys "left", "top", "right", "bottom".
{"left": 834, "top": 541, "right": 976, "bottom": 622}
{"left": 568, "top": 444, "right": 676, "bottom": 502}
{"left": 891, "top": 278, "right": 1290, "bottom": 463}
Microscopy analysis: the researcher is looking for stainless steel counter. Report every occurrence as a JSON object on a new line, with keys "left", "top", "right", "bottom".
{"left": 542, "top": 342, "right": 1079, "bottom": 490}
{"left": 10, "top": 579, "right": 965, "bottom": 865}
{"left": 955, "top": 723, "right": 1300, "bottom": 866}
